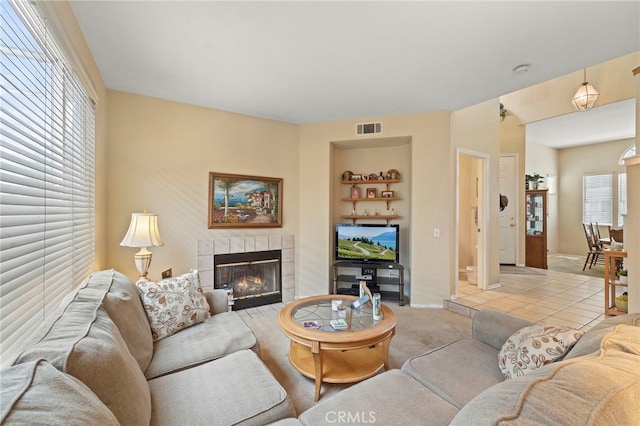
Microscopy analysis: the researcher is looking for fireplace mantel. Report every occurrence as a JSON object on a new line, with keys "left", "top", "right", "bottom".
{"left": 197, "top": 235, "right": 295, "bottom": 303}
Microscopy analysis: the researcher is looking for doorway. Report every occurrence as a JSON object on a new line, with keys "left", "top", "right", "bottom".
{"left": 456, "top": 149, "right": 489, "bottom": 295}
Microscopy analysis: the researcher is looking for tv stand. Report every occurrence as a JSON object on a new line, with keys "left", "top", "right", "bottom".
{"left": 333, "top": 261, "right": 405, "bottom": 306}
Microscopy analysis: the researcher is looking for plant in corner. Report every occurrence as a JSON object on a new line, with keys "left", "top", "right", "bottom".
{"left": 525, "top": 173, "right": 543, "bottom": 190}
{"left": 619, "top": 269, "right": 628, "bottom": 284}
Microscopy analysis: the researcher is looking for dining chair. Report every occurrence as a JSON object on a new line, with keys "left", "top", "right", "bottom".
{"left": 609, "top": 228, "right": 624, "bottom": 243}
{"left": 582, "top": 223, "right": 603, "bottom": 271}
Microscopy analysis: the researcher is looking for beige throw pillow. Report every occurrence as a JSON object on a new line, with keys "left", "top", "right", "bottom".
{"left": 137, "top": 270, "right": 211, "bottom": 341}
{"left": 498, "top": 324, "right": 584, "bottom": 380}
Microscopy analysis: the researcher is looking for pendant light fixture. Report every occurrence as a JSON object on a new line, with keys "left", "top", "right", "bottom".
{"left": 572, "top": 68, "right": 599, "bottom": 111}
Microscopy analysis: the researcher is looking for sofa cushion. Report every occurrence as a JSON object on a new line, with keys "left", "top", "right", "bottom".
{"left": 564, "top": 312, "right": 640, "bottom": 360}
{"left": 148, "top": 350, "right": 295, "bottom": 426}
{"left": 145, "top": 310, "right": 258, "bottom": 379}
{"left": 0, "top": 359, "right": 119, "bottom": 425}
{"left": 14, "top": 282, "right": 151, "bottom": 426}
{"left": 451, "top": 324, "right": 640, "bottom": 425}
{"left": 498, "top": 324, "right": 583, "bottom": 380}
{"left": 298, "top": 370, "right": 459, "bottom": 426}
{"left": 137, "top": 270, "right": 211, "bottom": 341}
{"left": 99, "top": 269, "right": 154, "bottom": 371}
{"left": 401, "top": 338, "right": 504, "bottom": 409}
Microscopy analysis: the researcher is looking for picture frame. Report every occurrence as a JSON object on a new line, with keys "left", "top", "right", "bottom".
{"left": 381, "top": 190, "right": 394, "bottom": 198}
{"left": 351, "top": 174, "right": 362, "bottom": 181}
{"left": 208, "top": 172, "right": 283, "bottom": 228}
{"left": 351, "top": 187, "right": 361, "bottom": 199}
{"left": 367, "top": 188, "right": 377, "bottom": 198}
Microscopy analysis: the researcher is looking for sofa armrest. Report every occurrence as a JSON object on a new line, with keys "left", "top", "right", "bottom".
{"left": 472, "top": 309, "right": 535, "bottom": 351}
{"left": 204, "top": 290, "right": 230, "bottom": 315}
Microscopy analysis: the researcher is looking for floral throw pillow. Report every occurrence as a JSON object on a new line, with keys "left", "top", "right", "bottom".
{"left": 498, "top": 324, "right": 584, "bottom": 380}
{"left": 137, "top": 270, "right": 211, "bottom": 342}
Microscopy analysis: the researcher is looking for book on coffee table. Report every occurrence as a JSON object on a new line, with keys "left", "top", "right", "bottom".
{"left": 330, "top": 319, "right": 348, "bottom": 330}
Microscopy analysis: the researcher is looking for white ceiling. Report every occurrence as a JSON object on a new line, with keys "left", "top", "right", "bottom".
{"left": 69, "top": 1, "right": 640, "bottom": 125}
{"left": 527, "top": 98, "right": 636, "bottom": 149}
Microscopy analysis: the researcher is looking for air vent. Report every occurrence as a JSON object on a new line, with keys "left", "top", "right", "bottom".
{"left": 356, "top": 122, "right": 383, "bottom": 135}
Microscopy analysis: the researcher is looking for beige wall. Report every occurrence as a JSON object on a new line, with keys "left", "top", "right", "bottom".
{"left": 557, "top": 138, "right": 632, "bottom": 255}
{"left": 299, "top": 112, "right": 457, "bottom": 306}
{"left": 451, "top": 99, "right": 502, "bottom": 288}
{"left": 458, "top": 155, "right": 478, "bottom": 271}
{"left": 525, "top": 142, "right": 559, "bottom": 253}
{"left": 501, "top": 52, "right": 639, "bottom": 126}
{"left": 106, "top": 91, "right": 299, "bottom": 280}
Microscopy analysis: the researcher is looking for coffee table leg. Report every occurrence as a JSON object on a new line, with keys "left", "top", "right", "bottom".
{"left": 312, "top": 341, "right": 323, "bottom": 401}
{"left": 380, "top": 336, "right": 393, "bottom": 370}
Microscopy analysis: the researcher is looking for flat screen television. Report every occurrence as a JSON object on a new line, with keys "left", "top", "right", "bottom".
{"left": 335, "top": 224, "right": 399, "bottom": 263}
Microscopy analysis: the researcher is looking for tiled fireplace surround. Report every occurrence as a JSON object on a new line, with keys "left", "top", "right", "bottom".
{"left": 196, "top": 235, "right": 295, "bottom": 304}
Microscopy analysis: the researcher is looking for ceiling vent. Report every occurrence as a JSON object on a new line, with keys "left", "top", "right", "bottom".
{"left": 356, "top": 122, "right": 383, "bottom": 135}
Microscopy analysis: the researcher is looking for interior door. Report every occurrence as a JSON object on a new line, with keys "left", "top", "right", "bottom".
{"left": 499, "top": 155, "right": 517, "bottom": 264}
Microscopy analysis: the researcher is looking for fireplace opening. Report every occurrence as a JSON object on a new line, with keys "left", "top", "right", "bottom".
{"left": 214, "top": 250, "right": 282, "bottom": 310}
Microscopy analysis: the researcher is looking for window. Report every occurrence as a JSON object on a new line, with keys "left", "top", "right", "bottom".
{"left": 1, "top": 0, "right": 95, "bottom": 366}
{"left": 618, "top": 145, "right": 636, "bottom": 165}
{"left": 582, "top": 174, "right": 612, "bottom": 225}
{"left": 618, "top": 173, "right": 627, "bottom": 226}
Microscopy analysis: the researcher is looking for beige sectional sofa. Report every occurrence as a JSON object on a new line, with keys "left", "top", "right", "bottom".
{"left": 0, "top": 269, "right": 295, "bottom": 425}
{"left": 284, "top": 309, "right": 640, "bottom": 425}
{"left": 2, "top": 268, "right": 639, "bottom": 425}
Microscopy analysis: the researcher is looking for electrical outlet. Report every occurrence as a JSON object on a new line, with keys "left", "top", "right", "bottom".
{"left": 161, "top": 268, "right": 172, "bottom": 279}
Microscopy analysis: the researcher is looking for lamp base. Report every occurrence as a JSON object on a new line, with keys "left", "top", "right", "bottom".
{"left": 134, "top": 247, "right": 153, "bottom": 279}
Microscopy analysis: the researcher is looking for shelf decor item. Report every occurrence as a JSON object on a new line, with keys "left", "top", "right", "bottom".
{"left": 615, "top": 293, "right": 628, "bottom": 313}
{"left": 208, "top": 172, "right": 282, "bottom": 228}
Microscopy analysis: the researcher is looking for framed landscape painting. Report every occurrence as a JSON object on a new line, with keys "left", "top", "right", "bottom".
{"left": 208, "top": 172, "right": 283, "bottom": 228}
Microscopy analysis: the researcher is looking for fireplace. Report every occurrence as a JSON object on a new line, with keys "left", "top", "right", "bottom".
{"left": 214, "top": 250, "right": 282, "bottom": 310}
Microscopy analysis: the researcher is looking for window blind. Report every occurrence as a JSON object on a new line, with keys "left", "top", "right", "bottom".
{"left": 618, "top": 173, "right": 627, "bottom": 227}
{"left": 582, "top": 174, "right": 612, "bottom": 226}
{"left": 0, "top": 0, "right": 95, "bottom": 367}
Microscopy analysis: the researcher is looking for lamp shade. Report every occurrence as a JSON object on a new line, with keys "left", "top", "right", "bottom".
{"left": 120, "top": 213, "right": 164, "bottom": 248}
{"left": 572, "top": 82, "right": 599, "bottom": 111}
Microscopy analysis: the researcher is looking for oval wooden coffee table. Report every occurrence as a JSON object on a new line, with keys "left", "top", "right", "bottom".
{"left": 278, "top": 295, "right": 396, "bottom": 401}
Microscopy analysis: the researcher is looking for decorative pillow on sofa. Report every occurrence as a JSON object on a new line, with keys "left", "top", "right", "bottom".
{"left": 498, "top": 324, "right": 584, "bottom": 380}
{"left": 137, "top": 270, "right": 211, "bottom": 341}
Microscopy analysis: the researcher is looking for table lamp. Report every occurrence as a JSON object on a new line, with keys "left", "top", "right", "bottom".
{"left": 120, "top": 212, "right": 164, "bottom": 279}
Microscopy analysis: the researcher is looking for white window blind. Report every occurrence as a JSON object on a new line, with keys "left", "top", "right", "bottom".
{"left": 0, "top": 0, "right": 95, "bottom": 367}
{"left": 618, "top": 173, "right": 627, "bottom": 227}
{"left": 582, "top": 174, "right": 612, "bottom": 226}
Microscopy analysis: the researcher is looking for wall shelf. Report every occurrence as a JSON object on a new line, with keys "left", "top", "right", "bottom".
{"left": 341, "top": 175, "right": 401, "bottom": 224}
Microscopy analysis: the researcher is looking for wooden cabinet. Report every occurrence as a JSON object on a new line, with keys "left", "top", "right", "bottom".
{"left": 604, "top": 250, "right": 627, "bottom": 316}
{"left": 525, "top": 189, "right": 548, "bottom": 269}
{"left": 341, "top": 178, "right": 400, "bottom": 224}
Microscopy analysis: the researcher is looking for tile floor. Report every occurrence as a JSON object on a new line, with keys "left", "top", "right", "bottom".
{"left": 448, "top": 267, "right": 608, "bottom": 331}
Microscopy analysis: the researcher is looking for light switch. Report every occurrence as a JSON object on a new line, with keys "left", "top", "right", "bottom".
{"left": 434, "top": 228, "right": 440, "bottom": 237}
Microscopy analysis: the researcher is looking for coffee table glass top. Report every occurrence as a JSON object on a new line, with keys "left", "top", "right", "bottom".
{"left": 291, "top": 297, "right": 381, "bottom": 332}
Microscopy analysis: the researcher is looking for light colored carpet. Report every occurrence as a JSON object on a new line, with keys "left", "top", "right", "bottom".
{"left": 547, "top": 253, "right": 604, "bottom": 278}
{"left": 242, "top": 305, "right": 472, "bottom": 415}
